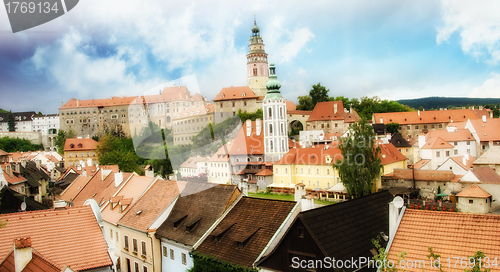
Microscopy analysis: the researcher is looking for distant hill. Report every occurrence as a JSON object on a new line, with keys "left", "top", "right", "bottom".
{"left": 397, "top": 97, "right": 500, "bottom": 110}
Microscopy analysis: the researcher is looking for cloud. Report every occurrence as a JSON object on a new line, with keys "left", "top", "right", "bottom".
{"left": 469, "top": 73, "right": 500, "bottom": 98}
{"left": 437, "top": 0, "right": 500, "bottom": 64}
{"left": 29, "top": 29, "right": 161, "bottom": 97}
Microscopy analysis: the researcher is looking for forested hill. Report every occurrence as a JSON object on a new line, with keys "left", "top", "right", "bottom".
{"left": 397, "top": 97, "right": 500, "bottom": 110}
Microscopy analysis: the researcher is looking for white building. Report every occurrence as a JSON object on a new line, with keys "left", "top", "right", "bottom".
{"left": 0, "top": 112, "right": 35, "bottom": 132}
{"left": 32, "top": 113, "right": 60, "bottom": 151}
{"left": 178, "top": 156, "right": 210, "bottom": 177}
{"left": 207, "top": 144, "right": 232, "bottom": 184}
{"left": 263, "top": 63, "right": 288, "bottom": 162}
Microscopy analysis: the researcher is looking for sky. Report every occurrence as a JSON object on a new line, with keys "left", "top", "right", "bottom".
{"left": 1, "top": 0, "right": 500, "bottom": 114}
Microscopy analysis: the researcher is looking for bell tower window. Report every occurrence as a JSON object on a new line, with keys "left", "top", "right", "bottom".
{"left": 253, "top": 68, "right": 257, "bottom": 76}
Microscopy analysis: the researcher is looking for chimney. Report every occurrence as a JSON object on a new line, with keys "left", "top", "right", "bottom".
{"left": 482, "top": 115, "right": 487, "bottom": 123}
{"left": 389, "top": 196, "right": 404, "bottom": 241}
{"left": 115, "top": 171, "right": 124, "bottom": 187}
{"left": 246, "top": 119, "right": 251, "bottom": 137}
{"left": 77, "top": 164, "right": 82, "bottom": 171}
{"left": 301, "top": 195, "right": 315, "bottom": 212}
{"left": 82, "top": 169, "right": 87, "bottom": 177}
{"left": 256, "top": 118, "right": 262, "bottom": 136}
{"left": 379, "top": 117, "right": 383, "bottom": 124}
{"left": 145, "top": 165, "right": 154, "bottom": 177}
{"left": 14, "top": 162, "right": 21, "bottom": 173}
{"left": 294, "top": 183, "right": 306, "bottom": 202}
{"left": 14, "top": 238, "right": 32, "bottom": 272}
{"left": 76, "top": 99, "right": 79, "bottom": 107}
{"left": 334, "top": 103, "right": 338, "bottom": 114}
{"left": 417, "top": 110, "right": 420, "bottom": 116}
{"left": 349, "top": 104, "right": 353, "bottom": 113}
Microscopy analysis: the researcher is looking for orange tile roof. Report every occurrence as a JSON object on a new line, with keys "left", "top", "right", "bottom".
{"left": 0, "top": 207, "right": 112, "bottom": 271}
{"left": 0, "top": 149, "right": 8, "bottom": 156}
{"left": 374, "top": 108, "right": 483, "bottom": 125}
{"left": 388, "top": 209, "right": 500, "bottom": 272}
{"left": 1, "top": 164, "right": 27, "bottom": 185}
{"left": 64, "top": 138, "right": 98, "bottom": 151}
{"left": 227, "top": 121, "right": 264, "bottom": 155}
{"left": 0, "top": 249, "right": 61, "bottom": 272}
{"left": 307, "top": 101, "right": 360, "bottom": 123}
{"left": 379, "top": 143, "right": 407, "bottom": 165}
{"left": 285, "top": 101, "right": 296, "bottom": 111}
{"left": 384, "top": 169, "right": 455, "bottom": 182}
{"left": 275, "top": 146, "right": 342, "bottom": 165}
{"left": 118, "top": 180, "right": 185, "bottom": 232}
{"left": 456, "top": 184, "right": 491, "bottom": 198}
{"left": 208, "top": 144, "right": 231, "bottom": 162}
{"left": 426, "top": 128, "right": 474, "bottom": 142}
{"left": 59, "top": 96, "right": 137, "bottom": 109}
{"left": 255, "top": 169, "right": 273, "bottom": 176}
{"left": 449, "top": 156, "right": 475, "bottom": 170}
{"left": 468, "top": 118, "right": 500, "bottom": 141}
{"left": 100, "top": 175, "right": 156, "bottom": 225}
{"left": 213, "top": 86, "right": 259, "bottom": 101}
{"left": 421, "top": 137, "right": 454, "bottom": 149}
{"left": 59, "top": 175, "right": 92, "bottom": 202}
{"left": 413, "top": 159, "right": 430, "bottom": 169}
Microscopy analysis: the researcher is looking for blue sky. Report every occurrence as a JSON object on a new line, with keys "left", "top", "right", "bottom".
{"left": 1, "top": 0, "right": 500, "bottom": 113}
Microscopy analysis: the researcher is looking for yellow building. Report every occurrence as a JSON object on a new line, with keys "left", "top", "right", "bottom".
{"left": 63, "top": 138, "right": 98, "bottom": 167}
{"left": 374, "top": 143, "right": 408, "bottom": 192}
{"left": 271, "top": 146, "right": 343, "bottom": 191}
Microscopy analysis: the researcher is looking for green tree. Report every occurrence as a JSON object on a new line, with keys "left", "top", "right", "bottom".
{"left": 334, "top": 118, "right": 382, "bottom": 198}
{"left": 310, "top": 83, "right": 330, "bottom": 106}
{"left": 296, "top": 95, "right": 314, "bottom": 111}
{"left": 465, "top": 251, "right": 491, "bottom": 272}
{"left": 386, "top": 123, "right": 400, "bottom": 135}
{"left": 7, "top": 112, "right": 15, "bottom": 132}
{"left": 55, "top": 130, "right": 76, "bottom": 154}
{"left": 0, "top": 108, "right": 8, "bottom": 114}
{"left": 237, "top": 109, "right": 263, "bottom": 122}
{"left": 331, "top": 96, "right": 350, "bottom": 108}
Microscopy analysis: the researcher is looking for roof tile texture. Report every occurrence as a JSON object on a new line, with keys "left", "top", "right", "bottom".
{"left": 0, "top": 206, "right": 112, "bottom": 271}
{"left": 213, "top": 86, "right": 258, "bottom": 101}
{"left": 456, "top": 184, "right": 491, "bottom": 198}
{"left": 307, "top": 101, "right": 360, "bottom": 123}
{"left": 156, "top": 184, "right": 240, "bottom": 246}
{"left": 196, "top": 197, "right": 296, "bottom": 268}
{"left": 63, "top": 138, "right": 98, "bottom": 151}
{"left": 388, "top": 209, "right": 500, "bottom": 272}
{"left": 374, "top": 108, "right": 483, "bottom": 125}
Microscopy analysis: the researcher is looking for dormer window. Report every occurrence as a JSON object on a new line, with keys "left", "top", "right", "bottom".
{"left": 221, "top": 93, "right": 225, "bottom": 98}
{"left": 174, "top": 215, "right": 188, "bottom": 228}
{"left": 70, "top": 144, "right": 75, "bottom": 148}
{"left": 78, "top": 143, "right": 83, "bottom": 148}
{"left": 185, "top": 218, "right": 202, "bottom": 233}
{"left": 242, "top": 92, "right": 246, "bottom": 97}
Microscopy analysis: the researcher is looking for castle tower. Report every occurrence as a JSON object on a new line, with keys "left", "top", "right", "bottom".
{"left": 247, "top": 17, "right": 269, "bottom": 97}
{"left": 263, "top": 63, "right": 288, "bottom": 162}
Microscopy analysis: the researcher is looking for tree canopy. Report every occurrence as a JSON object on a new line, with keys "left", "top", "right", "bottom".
{"left": 0, "top": 137, "right": 43, "bottom": 152}
{"left": 7, "top": 112, "right": 15, "bottom": 132}
{"left": 334, "top": 118, "right": 382, "bottom": 198}
{"left": 55, "top": 130, "right": 76, "bottom": 155}
{"left": 296, "top": 83, "right": 331, "bottom": 111}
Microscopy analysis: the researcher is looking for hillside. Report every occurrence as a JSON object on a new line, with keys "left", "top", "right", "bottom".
{"left": 397, "top": 97, "right": 500, "bottom": 110}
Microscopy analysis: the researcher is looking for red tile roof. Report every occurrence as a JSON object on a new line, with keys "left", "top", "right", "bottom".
{"left": 208, "top": 144, "right": 231, "bottom": 162}
{"left": 383, "top": 169, "right": 455, "bottom": 182}
{"left": 467, "top": 118, "right": 500, "bottom": 141}
{"left": 421, "top": 137, "right": 454, "bottom": 149}
{"left": 285, "top": 101, "right": 296, "bottom": 111}
{"left": 118, "top": 180, "right": 185, "bottom": 232}
{"left": 255, "top": 169, "right": 273, "bottom": 176}
{"left": 413, "top": 159, "right": 430, "bottom": 169}
{"left": 213, "top": 86, "right": 259, "bottom": 101}
{"left": 307, "top": 101, "right": 360, "bottom": 123}
{"left": 64, "top": 138, "right": 98, "bottom": 151}
{"left": 388, "top": 209, "right": 500, "bottom": 272}
{"left": 59, "top": 175, "right": 92, "bottom": 202}
{"left": 471, "top": 166, "right": 500, "bottom": 184}
{"left": 0, "top": 249, "right": 60, "bottom": 272}
{"left": 1, "top": 163, "right": 27, "bottom": 185}
{"left": 456, "top": 184, "right": 491, "bottom": 198}
{"left": 374, "top": 108, "right": 484, "bottom": 125}
{"left": 426, "top": 128, "right": 474, "bottom": 142}
{"left": 196, "top": 197, "right": 296, "bottom": 268}
{"left": 379, "top": 143, "right": 407, "bottom": 165}
{"left": 0, "top": 206, "right": 112, "bottom": 271}
{"left": 59, "top": 96, "right": 137, "bottom": 109}
{"left": 227, "top": 121, "right": 264, "bottom": 155}
{"left": 449, "top": 155, "right": 475, "bottom": 170}
{"left": 275, "top": 147, "right": 342, "bottom": 165}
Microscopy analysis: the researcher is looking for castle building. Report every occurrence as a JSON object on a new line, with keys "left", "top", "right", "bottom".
{"left": 263, "top": 63, "right": 289, "bottom": 162}
{"left": 247, "top": 18, "right": 269, "bottom": 97}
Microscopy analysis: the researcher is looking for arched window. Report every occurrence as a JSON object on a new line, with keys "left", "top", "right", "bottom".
{"left": 269, "top": 124, "right": 273, "bottom": 134}
{"left": 270, "top": 140, "right": 274, "bottom": 151}
{"left": 280, "top": 107, "right": 283, "bottom": 118}
{"left": 281, "top": 123, "right": 284, "bottom": 134}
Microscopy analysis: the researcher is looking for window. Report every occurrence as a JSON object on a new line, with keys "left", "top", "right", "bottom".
{"left": 124, "top": 235, "right": 129, "bottom": 250}
{"left": 298, "top": 227, "right": 305, "bottom": 238}
{"left": 170, "top": 249, "right": 175, "bottom": 260}
{"left": 143, "top": 266, "right": 148, "bottom": 272}
{"left": 182, "top": 253, "right": 187, "bottom": 265}
{"left": 110, "top": 229, "right": 113, "bottom": 239}
{"left": 445, "top": 151, "right": 450, "bottom": 157}
{"left": 454, "top": 142, "right": 458, "bottom": 146}
{"left": 163, "top": 246, "right": 168, "bottom": 257}
{"left": 134, "top": 262, "right": 139, "bottom": 272}
{"left": 415, "top": 125, "right": 419, "bottom": 129}
{"left": 407, "top": 125, "right": 410, "bottom": 130}
{"left": 439, "top": 124, "right": 443, "bottom": 128}
{"left": 467, "top": 149, "right": 471, "bottom": 154}
{"left": 141, "top": 241, "right": 147, "bottom": 256}
{"left": 469, "top": 199, "right": 474, "bottom": 204}
{"left": 454, "top": 149, "right": 458, "bottom": 155}
{"left": 116, "top": 231, "right": 118, "bottom": 242}
{"left": 133, "top": 238, "right": 138, "bottom": 253}
{"left": 327, "top": 169, "right": 330, "bottom": 175}
{"left": 467, "top": 141, "right": 471, "bottom": 145}
{"left": 436, "top": 151, "right": 440, "bottom": 158}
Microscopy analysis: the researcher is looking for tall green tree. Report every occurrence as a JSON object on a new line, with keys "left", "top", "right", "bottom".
{"left": 296, "top": 83, "right": 331, "bottom": 111}
{"left": 55, "top": 129, "right": 76, "bottom": 154}
{"left": 334, "top": 118, "right": 382, "bottom": 198}
{"left": 7, "top": 112, "right": 15, "bottom": 132}
{"left": 386, "top": 123, "right": 400, "bottom": 135}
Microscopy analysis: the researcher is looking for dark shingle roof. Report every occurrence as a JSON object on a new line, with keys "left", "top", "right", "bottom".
{"left": 196, "top": 197, "right": 296, "bottom": 268}
{"left": 156, "top": 184, "right": 240, "bottom": 246}
{"left": 390, "top": 133, "right": 412, "bottom": 148}
{"left": 299, "top": 190, "right": 393, "bottom": 261}
{"left": 0, "top": 186, "right": 48, "bottom": 214}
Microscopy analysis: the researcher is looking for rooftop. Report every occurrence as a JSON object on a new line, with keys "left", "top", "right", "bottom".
{"left": 374, "top": 108, "right": 484, "bottom": 125}
{"left": 307, "top": 101, "right": 359, "bottom": 123}
{"left": 0, "top": 206, "right": 112, "bottom": 271}
{"left": 421, "top": 137, "right": 454, "bottom": 149}
{"left": 474, "top": 146, "right": 500, "bottom": 165}
{"left": 388, "top": 209, "right": 500, "bottom": 272}
{"left": 213, "top": 86, "right": 259, "bottom": 101}
{"left": 456, "top": 184, "right": 491, "bottom": 198}
{"left": 63, "top": 138, "right": 98, "bottom": 151}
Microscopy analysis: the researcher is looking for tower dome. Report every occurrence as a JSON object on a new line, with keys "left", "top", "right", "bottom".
{"left": 265, "top": 63, "right": 283, "bottom": 100}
